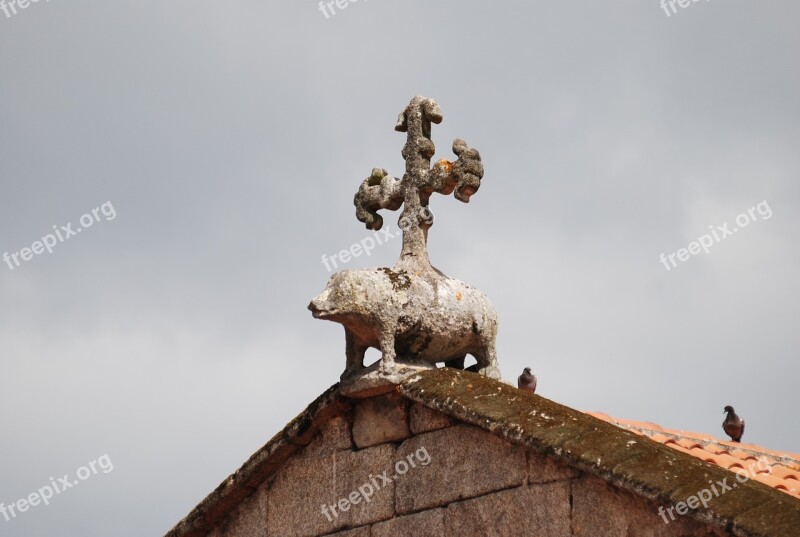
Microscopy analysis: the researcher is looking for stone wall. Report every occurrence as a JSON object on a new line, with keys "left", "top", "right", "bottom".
{"left": 207, "top": 392, "right": 730, "bottom": 537}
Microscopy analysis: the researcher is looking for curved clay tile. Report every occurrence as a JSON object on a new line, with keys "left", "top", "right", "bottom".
{"left": 676, "top": 438, "right": 703, "bottom": 450}
{"left": 650, "top": 433, "right": 671, "bottom": 444}
{"left": 702, "top": 444, "right": 731, "bottom": 456}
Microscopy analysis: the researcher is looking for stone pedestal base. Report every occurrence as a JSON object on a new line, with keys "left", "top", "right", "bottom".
{"left": 339, "top": 360, "right": 437, "bottom": 398}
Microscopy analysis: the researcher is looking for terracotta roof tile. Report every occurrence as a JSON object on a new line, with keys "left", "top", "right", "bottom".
{"left": 700, "top": 455, "right": 724, "bottom": 466}
{"left": 730, "top": 449, "right": 755, "bottom": 460}
{"left": 675, "top": 437, "right": 703, "bottom": 450}
{"left": 588, "top": 411, "right": 800, "bottom": 502}
{"left": 623, "top": 419, "right": 665, "bottom": 432}
{"left": 771, "top": 466, "right": 800, "bottom": 480}
{"left": 650, "top": 433, "right": 671, "bottom": 444}
{"left": 586, "top": 411, "right": 613, "bottom": 422}
{"left": 713, "top": 453, "right": 748, "bottom": 470}
{"left": 703, "top": 444, "right": 731, "bottom": 455}
{"left": 667, "top": 443, "right": 695, "bottom": 457}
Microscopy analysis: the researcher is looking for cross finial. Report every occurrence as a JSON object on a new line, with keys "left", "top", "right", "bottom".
{"left": 353, "top": 96, "right": 484, "bottom": 274}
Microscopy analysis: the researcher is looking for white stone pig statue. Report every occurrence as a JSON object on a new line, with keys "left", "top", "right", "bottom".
{"left": 308, "top": 267, "right": 500, "bottom": 380}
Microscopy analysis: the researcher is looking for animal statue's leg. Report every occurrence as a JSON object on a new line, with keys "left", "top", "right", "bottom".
{"left": 378, "top": 328, "right": 397, "bottom": 375}
{"left": 444, "top": 356, "right": 466, "bottom": 369}
{"left": 474, "top": 343, "right": 501, "bottom": 379}
{"left": 344, "top": 328, "right": 366, "bottom": 376}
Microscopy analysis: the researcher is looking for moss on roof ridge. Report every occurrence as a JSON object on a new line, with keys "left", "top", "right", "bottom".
{"left": 400, "top": 368, "right": 800, "bottom": 537}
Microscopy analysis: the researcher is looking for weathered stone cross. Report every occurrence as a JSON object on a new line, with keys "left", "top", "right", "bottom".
{"left": 353, "top": 95, "right": 485, "bottom": 275}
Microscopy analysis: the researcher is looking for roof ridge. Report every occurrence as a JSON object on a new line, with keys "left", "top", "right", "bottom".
{"left": 165, "top": 373, "right": 800, "bottom": 537}
{"left": 400, "top": 370, "right": 800, "bottom": 536}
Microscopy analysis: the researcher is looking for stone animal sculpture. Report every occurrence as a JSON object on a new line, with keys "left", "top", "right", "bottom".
{"left": 309, "top": 268, "right": 499, "bottom": 379}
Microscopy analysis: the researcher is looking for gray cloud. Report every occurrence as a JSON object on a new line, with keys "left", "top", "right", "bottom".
{"left": 1, "top": 1, "right": 798, "bottom": 535}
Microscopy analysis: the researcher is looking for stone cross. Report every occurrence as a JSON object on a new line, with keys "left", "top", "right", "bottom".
{"left": 353, "top": 96, "right": 485, "bottom": 275}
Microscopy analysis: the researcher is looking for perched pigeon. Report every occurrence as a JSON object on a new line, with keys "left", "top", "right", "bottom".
{"left": 723, "top": 406, "right": 745, "bottom": 442}
{"left": 517, "top": 367, "right": 537, "bottom": 394}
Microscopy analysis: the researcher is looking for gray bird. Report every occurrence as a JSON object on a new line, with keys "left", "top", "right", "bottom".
{"left": 517, "top": 367, "right": 537, "bottom": 394}
{"left": 723, "top": 405, "right": 745, "bottom": 442}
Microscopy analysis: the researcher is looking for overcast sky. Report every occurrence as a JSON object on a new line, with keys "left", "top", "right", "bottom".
{"left": 1, "top": 1, "right": 798, "bottom": 535}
